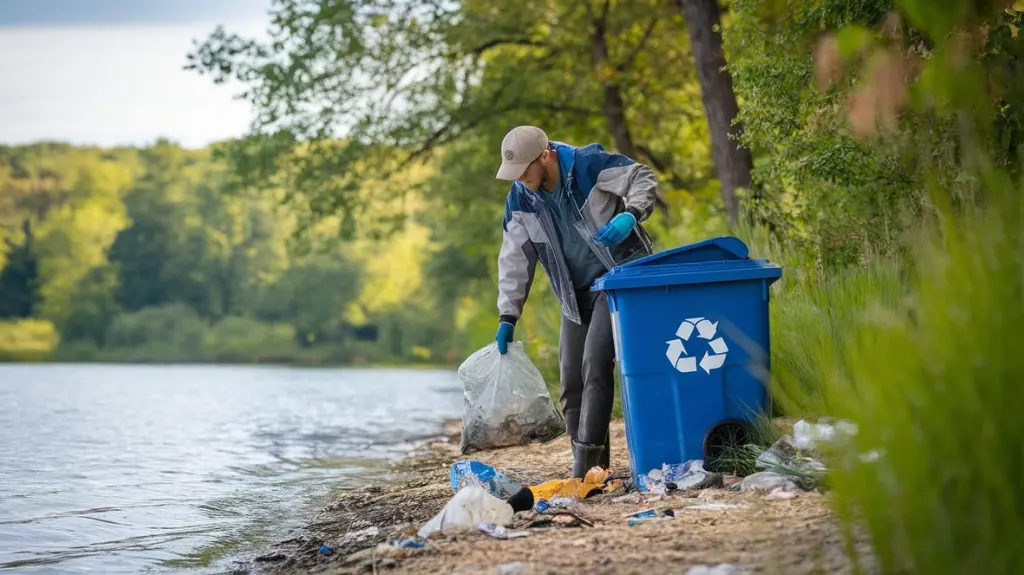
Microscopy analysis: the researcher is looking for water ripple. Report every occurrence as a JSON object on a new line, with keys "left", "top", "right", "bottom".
{"left": 0, "top": 363, "right": 462, "bottom": 574}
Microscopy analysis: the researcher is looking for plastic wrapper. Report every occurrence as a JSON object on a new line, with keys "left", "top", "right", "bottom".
{"left": 738, "top": 471, "right": 800, "bottom": 492}
{"left": 573, "top": 219, "right": 618, "bottom": 270}
{"left": 418, "top": 485, "right": 514, "bottom": 537}
{"left": 640, "top": 459, "right": 712, "bottom": 494}
{"left": 458, "top": 341, "right": 566, "bottom": 454}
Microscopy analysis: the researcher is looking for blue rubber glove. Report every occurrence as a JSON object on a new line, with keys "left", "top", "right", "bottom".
{"left": 496, "top": 322, "right": 515, "bottom": 355}
{"left": 594, "top": 212, "right": 637, "bottom": 247}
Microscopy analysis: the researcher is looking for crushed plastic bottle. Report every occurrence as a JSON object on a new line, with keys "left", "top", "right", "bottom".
{"left": 450, "top": 460, "right": 523, "bottom": 499}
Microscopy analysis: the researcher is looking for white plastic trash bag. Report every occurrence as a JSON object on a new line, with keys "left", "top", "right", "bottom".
{"left": 458, "top": 341, "right": 565, "bottom": 454}
{"left": 418, "top": 485, "right": 515, "bottom": 537}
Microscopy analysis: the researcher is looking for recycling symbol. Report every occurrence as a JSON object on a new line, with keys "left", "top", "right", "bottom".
{"left": 665, "top": 317, "right": 729, "bottom": 374}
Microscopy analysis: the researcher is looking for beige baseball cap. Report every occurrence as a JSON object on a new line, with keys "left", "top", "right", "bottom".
{"left": 495, "top": 126, "right": 549, "bottom": 180}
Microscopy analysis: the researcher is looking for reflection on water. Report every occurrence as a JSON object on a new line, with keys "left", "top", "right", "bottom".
{"left": 0, "top": 363, "right": 462, "bottom": 574}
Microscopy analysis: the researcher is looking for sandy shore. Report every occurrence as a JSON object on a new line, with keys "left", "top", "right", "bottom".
{"left": 240, "top": 420, "right": 869, "bottom": 575}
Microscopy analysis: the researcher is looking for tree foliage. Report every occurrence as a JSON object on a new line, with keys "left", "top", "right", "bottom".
{"left": 186, "top": 0, "right": 712, "bottom": 237}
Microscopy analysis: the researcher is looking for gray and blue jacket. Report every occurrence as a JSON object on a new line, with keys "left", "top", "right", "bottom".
{"left": 497, "top": 141, "right": 659, "bottom": 325}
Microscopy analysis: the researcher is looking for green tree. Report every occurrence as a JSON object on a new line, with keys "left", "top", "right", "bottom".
{"left": 60, "top": 265, "right": 121, "bottom": 345}
{"left": 254, "top": 251, "right": 364, "bottom": 347}
{"left": 0, "top": 220, "right": 40, "bottom": 319}
{"left": 186, "top": 0, "right": 714, "bottom": 235}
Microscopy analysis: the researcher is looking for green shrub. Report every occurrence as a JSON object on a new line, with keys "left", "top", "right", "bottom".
{"left": 202, "top": 316, "right": 299, "bottom": 363}
{"left": 0, "top": 319, "right": 59, "bottom": 362}
{"left": 103, "top": 303, "right": 207, "bottom": 360}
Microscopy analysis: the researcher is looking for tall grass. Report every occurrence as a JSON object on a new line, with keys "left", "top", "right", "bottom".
{"left": 764, "top": 173, "right": 1024, "bottom": 572}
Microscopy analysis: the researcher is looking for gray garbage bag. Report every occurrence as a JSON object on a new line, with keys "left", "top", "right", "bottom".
{"left": 458, "top": 341, "right": 566, "bottom": 453}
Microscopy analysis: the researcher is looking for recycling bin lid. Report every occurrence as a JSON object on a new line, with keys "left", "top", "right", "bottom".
{"left": 592, "top": 236, "right": 782, "bottom": 291}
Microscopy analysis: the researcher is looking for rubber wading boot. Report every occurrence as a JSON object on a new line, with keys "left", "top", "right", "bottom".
{"left": 599, "top": 429, "right": 610, "bottom": 470}
{"left": 571, "top": 439, "right": 606, "bottom": 479}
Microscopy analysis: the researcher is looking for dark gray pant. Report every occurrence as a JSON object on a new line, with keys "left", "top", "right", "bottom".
{"left": 558, "top": 292, "right": 615, "bottom": 446}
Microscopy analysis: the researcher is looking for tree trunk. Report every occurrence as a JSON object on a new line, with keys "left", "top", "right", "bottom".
{"left": 588, "top": 12, "right": 637, "bottom": 159}
{"left": 678, "top": 0, "right": 753, "bottom": 229}
{"left": 588, "top": 5, "right": 668, "bottom": 214}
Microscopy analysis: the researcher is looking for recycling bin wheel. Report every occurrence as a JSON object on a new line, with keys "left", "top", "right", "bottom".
{"left": 703, "top": 419, "right": 753, "bottom": 472}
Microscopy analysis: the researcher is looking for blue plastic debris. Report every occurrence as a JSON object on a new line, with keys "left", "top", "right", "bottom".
{"left": 534, "top": 499, "right": 550, "bottom": 512}
{"left": 629, "top": 509, "right": 659, "bottom": 519}
{"left": 391, "top": 536, "right": 427, "bottom": 549}
{"left": 626, "top": 508, "right": 674, "bottom": 526}
{"left": 318, "top": 544, "right": 332, "bottom": 554}
{"left": 450, "top": 460, "right": 522, "bottom": 499}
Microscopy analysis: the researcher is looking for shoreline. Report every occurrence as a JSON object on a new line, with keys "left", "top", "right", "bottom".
{"left": 234, "top": 419, "right": 870, "bottom": 575}
{"left": 0, "top": 358, "right": 457, "bottom": 370}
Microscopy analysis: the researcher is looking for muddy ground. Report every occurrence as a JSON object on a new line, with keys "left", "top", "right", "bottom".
{"left": 239, "top": 420, "right": 872, "bottom": 575}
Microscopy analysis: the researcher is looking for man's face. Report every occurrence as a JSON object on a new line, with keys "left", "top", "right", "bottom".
{"left": 515, "top": 149, "right": 549, "bottom": 192}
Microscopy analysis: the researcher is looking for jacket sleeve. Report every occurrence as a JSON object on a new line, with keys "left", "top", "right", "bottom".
{"left": 585, "top": 145, "right": 660, "bottom": 223}
{"left": 496, "top": 203, "right": 538, "bottom": 325}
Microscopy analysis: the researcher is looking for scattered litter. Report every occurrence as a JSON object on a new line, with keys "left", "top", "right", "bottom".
{"left": 755, "top": 436, "right": 827, "bottom": 475}
{"left": 373, "top": 538, "right": 430, "bottom": 561}
{"left": 498, "top": 562, "right": 528, "bottom": 575}
{"left": 458, "top": 342, "right": 566, "bottom": 454}
{"left": 527, "top": 467, "right": 619, "bottom": 502}
{"left": 767, "top": 488, "right": 798, "bottom": 500}
{"left": 628, "top": 516, "right": 672, "bottom": 527}
{"left": 627, "top": 515, "right": 673, "bottom": 526}
{"left": 516, "top": 509, "right": 593, "bottom": 530}
{"left": 739, "top": 471, "right": 800, "bottom": 492}
{"left": 749, "top": 418, "right": 886, "bottom": 492}
{"left": 625, "top": 507, "right": 676, "bottom": 526}
{"left": 793, "top": 418, "right": 858, "bottom": 450}
{"left": 626, "top": 508, "right": 659, "bottom": 519}
{"left": 640, "top": 460, "right": 718, "bottom": 494}
{"left": 317, "top": 545, "right": 332, "bottom": 554}
{"left": 684, "top": 503, "right": 746, "bottom": 510}
{"left": 479, "top": 521, "right": 530, "bottom": 539}
{"left": 450, "top": 460, "right": 523, "bottom": 498}
{"left": 339, "top": 525, "right": 379, "bottom": 544}
{"left": 532, "top": 496, "right": 576, "bottom": 512}
{"left": 419, "top": 485, "right": 514, "bottom": 537}
{"left": 797, "top": 418, "right": 885, "bottom": 467}
{"left": 549, "top": 496, "right": 576, "bottom": 507}
{"left": 686, "top": 564, "right": 749, "bottom": 575}
{"left": 389, "top": 536, "right": 427, "bottom": 549}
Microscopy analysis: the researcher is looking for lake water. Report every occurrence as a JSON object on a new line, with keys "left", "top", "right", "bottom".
{"left": 0, "top": 363, "right": 464, "bottom": 574}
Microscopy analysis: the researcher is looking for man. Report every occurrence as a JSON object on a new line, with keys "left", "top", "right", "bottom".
{"left": 493, "top": 125, "right": 659, "bottom": 478}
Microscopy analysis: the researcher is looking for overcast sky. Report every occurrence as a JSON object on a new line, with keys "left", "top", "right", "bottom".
{"left": 0, "top": 1, "right": 271, "bottom": 148}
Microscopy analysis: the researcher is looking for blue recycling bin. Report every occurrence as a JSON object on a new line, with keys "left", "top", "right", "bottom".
{"left": 591, "top": 236, "right": 782, "bottom": 490}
